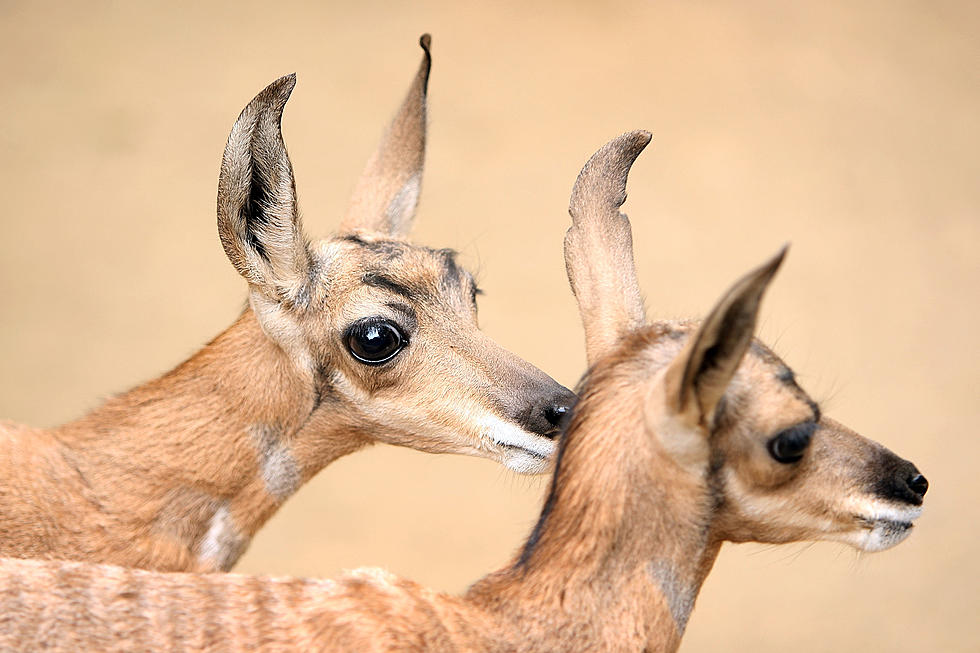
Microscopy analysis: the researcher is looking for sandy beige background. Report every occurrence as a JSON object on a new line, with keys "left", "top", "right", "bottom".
{"left": 1, "top": 1, "right": 977, "bottom": 650}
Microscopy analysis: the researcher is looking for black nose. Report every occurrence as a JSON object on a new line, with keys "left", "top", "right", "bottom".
{"left": 874, "top": 456, "right": 928, "bottom": 506}
{"left": 908, "top": 473, "right": 929, "bottom": 499}
{"left": 516, "top": 388, "right": 577, "bottom": 439}
{"left": 538, "top": 390, "right": 577, "bottom": 438}
{"left": 544, "top": 404, "right": 569, "bottom": 429}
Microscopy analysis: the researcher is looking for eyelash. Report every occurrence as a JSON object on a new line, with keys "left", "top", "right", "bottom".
{"left": 766, "top": 422, "right": 817, "bottom": 464}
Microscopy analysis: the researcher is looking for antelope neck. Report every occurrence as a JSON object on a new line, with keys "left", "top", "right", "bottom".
{"left": 54, "top": 309, "right": 364, "bottom": 571}
{"left": 470, "top": 392, "right": 719, "bottom": 652}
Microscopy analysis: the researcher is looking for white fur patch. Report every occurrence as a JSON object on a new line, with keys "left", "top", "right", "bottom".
{"left": 251, "top": 424, "right": 301, "bottom": 501}
{"left": 645, "top": 376, "right": 709, "bottom": 475}
{"left": 656, "top": 415, "right": 710, "bottom": 474}
{"left": 647, "top": 560, "right": 696, "bottom": 634}
{"left": 838, "top": 497, "right": 922, "bottom": 552}
{"left": 347, "top": 567, "right": 397, "bottom": 589}
{"left": 479, "top": 414, "right": 555, "bottom": 474}
{"left": 198, "top": 503, "right": 247, "bottom": 571}
{"left": 329, "top": 368, "right": 365, "bottom": 400}
{"left": 249, "top": 291, "right": 314, "bottom": 376}
{"left": 314, "top": 240, "right": 341, "bottom": 283}
{"left": 384, "top": 173, "right": 421, "bottom": 231}
{"left": 841, "top": 497, "right": 923, "bottom": 525}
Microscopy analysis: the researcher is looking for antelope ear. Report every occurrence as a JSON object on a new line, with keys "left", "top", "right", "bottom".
{"left": 564, "top": 130, "right": 651, "bottom": 365}
{"left": 664, "top": 247, "right": 787, "bottom": 427}
{"left": 217, "top": 74, "right": 311, "bottom": 302}
{"left": 340, "top": 34, "right": 431, "bottom": 237}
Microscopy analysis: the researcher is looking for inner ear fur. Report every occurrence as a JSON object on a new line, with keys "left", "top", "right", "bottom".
{"left": 217, "top": 73, "right": 312, "bottom": 301}
{"left": 665, "top": 247, "right": 787, "bottom": 426}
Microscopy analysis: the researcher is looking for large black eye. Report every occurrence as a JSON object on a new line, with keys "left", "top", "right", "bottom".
{"left": 767, "top": 422, "right": 817, "bottom": 464}
{"left": 345, "top": 319, "right": 407, "bottom": 365}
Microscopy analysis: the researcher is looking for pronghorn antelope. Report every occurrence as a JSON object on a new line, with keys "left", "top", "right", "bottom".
{"left": 0, "top": 131, "right": 927, "bottom": 652}
{"left": 0, "top": 35, "right": 574, "bottom": 573}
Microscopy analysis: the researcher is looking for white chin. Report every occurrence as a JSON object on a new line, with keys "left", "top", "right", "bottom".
{"left": 857, "top": 519, "right": 916, "bottom": 552}
{"left": 480, "top": 416, "right": 557, "bottom": 475}
{"left": 502, "top": 449, "right": 552, "bottom": 475}
{"left": 837, "top": 501, "right": 922, "bottom": 552}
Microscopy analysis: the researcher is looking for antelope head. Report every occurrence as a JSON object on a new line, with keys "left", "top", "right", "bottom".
{"left": 217, "top": 36, "right": 574, "bottom": 475}
{"left": 565, "top": 131, "right": 928, "bottom": 554}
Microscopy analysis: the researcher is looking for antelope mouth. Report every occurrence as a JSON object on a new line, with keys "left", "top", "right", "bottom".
{"left": 857, "top": 516, "right": 914, "bottom": 533}
{"left": 851, "top": 506, "right": 922, "bottom": 552}
{"left": 492, "top": 440, "right": 554, "bottom": 475}
{"left": 491, "top": 433, "right": 556, "bottom": 463}
{"left": 479, "top": 416, "right": 557, "bottom": 475}
{"left": 496, "top": 441, "right": 549, "bottom": 460}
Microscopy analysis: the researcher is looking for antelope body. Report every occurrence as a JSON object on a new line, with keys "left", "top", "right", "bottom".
{"left": 0, "top": 36, "right": 574, "bottom": 573}
{"left": 0, "top": 132, "right": 927, "bottom": 652}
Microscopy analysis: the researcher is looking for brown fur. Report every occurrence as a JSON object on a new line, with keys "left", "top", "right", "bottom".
{"left": 0, "top": 36, "right": 574, "bottom": 573}
{"left": 0, "top": 132, "right": 927, "bottom": 651}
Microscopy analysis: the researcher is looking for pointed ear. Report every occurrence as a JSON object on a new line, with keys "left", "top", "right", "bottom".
{"left": 217, "top": 73, "right": 311, "bottom": 302}
{"left": 665, "top": 247, "right": 787, "bottom": 426}
{"left": 564, "top": 130, "right": 651, "bottom": 365}
{"left": 340, "top": 34, "right": 431, "bottom": 237}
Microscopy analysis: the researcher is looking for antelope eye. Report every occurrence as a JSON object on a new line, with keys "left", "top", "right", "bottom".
{"left": 345, "top": 319, "right": 407, "bottom": 365}
{"left": 767, "top": 422, "right": 817, "bottom": 464}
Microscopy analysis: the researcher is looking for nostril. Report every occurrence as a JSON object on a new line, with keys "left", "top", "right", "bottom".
{"left": 908, "top": 473, "right": 929, "bottom": 498}
{"left": 543, "top": 405, "right": 568, "bottom": 431}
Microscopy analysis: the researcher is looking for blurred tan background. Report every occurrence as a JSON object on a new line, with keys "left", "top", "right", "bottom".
{"left": 1, "top": 1, "right": 977, "bottom": 650}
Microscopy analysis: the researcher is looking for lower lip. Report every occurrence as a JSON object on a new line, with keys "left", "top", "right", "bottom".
{"left": 499, "top": 443, "right": 547, "bottom": 459}
{"left": 874, "top": 520, "right": 914, "bottom": 536}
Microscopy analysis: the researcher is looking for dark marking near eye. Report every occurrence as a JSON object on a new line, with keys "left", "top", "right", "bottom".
{"left": 770, "top": 360, "right": 820, "bottom": 423}
{"left": 809, "top": 400, "right": 821, "bottom": 423}
{"left": 776, "top": 366, "right": 795, "bottom": 385}
{"left": 340, "top": 234, "right": 368, "bottom": 246}
{"left": 385, "top": 302, "right": 419, "bottom": 332}
{"left": 362, "top": 272, "right": 421, "bottom": 302}
{"left": 436, "top": 248, "right": 463, "bottom": 291}
{"left": 340, "top": 234, "right": 407, "bottom": 260}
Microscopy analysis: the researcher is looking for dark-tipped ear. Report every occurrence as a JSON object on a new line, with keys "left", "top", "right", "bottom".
{"left": 564, "top": 130, "right": 651, "bottom": 364}
{"left": 665, "top": 247, "right": 788, "bottom": 426}
{"left": 217, "top": 73, "right": 311, "bottom": 301}
{"left": 340, "top": 34, "right": 431, "bottom": 237}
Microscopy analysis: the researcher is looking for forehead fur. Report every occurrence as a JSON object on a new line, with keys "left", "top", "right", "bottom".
{"left": 311, "top": 234, "right": 474, "bottom": 308}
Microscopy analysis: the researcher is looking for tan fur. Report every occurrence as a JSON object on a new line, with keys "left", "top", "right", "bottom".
{"left": 0, "top": 132, "right": 927, "bottom": 651}
{"left": 0, "top": 36, "right": 574, "bottom": 573}
{"left": 564, "top": 131, "right": 649, "bottom": 362}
